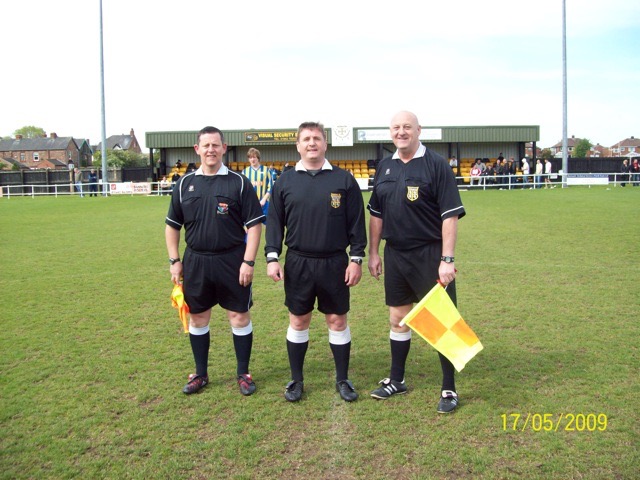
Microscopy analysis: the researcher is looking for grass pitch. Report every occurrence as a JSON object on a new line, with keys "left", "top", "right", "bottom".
{"left": 1, "top": 187, "right": 638, "bottom": 479}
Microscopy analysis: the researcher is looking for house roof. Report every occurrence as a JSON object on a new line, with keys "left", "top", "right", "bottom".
{"left": 1, "top": 157, "right": 29, "bottom": 169}
{"left": 611, "top": 136, "right": 640, "bottom": 148}
{"left": 96, "top": 134, "right": 134, "bottom": 151}
{"left": 552, "top": 136, "right": 581, "bottom": 148}
{"left": 0, "top": 136, "right": 76, "bottom": 152}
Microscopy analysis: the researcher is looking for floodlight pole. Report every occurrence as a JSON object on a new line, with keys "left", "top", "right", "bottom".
{"left": 561, "top": 0, "right": 568, "bottom": 187}
{"left": 99, "top": 0, "right": 108, "bottom": 196}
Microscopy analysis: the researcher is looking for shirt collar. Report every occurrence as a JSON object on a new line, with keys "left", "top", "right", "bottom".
{"left": 195, "top": 164, "right": 229, "bottom": 176}
{"left": 393, "top": 143, "right": 425, "bottom": 160}
{"left": 295, "top": 158, "right": 333, "bottom": 171}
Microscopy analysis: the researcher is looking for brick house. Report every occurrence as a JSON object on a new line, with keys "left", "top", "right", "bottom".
{"left": 93, "top": 128, "right": 142, "bottom": 154}
{"left": 610, "top": 136, "right": 640, "bottom": 157}
{"left": 0, "top": 133, "right": 93, "bottom": 168}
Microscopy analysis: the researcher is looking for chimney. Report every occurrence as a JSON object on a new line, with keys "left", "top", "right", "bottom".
{"left": 50, "top": 132, "right": 57, "bottom": 139}
{"left": 130, "top": 128, "right": 135, "bottom": 136}
{"left": 16, "top": 134, "right": 23, "bottom": 140}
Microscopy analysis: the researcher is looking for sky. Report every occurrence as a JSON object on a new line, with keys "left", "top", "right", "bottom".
{"left": 3, "top": 0, "right": 639, "bottom": 151}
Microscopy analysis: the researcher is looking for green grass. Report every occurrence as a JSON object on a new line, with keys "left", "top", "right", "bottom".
{"left": 1, "top": 187, "right": 638, "bottom": 479}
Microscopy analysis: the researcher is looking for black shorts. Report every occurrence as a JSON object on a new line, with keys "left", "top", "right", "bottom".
{"left": 384, "top": 243, "right": 457, "bottom": 307}
{"left": 284, "top": 251, "right": 350, "bottom": 316}
{"left": 183, "top": 245, "right": 253, "bottom": 314}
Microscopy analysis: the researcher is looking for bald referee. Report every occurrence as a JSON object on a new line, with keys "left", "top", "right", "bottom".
{"left": 165, "top": 126, "right": 264, "bottom": 396}
{"left": 242, "top": 148, "right": 273, "bottom": 223}
{"left": 265, "top": 121, "right": 367, "bottom": 402}
{"left": 367, "top": 111, "right": 466, "bottom": 413}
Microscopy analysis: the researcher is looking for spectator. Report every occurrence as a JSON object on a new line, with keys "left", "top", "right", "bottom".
{"left": 159, "top": 176, "right": 171, "bottom": 195}
{"left": 534, "top": 159, "right": 543, "bottom": 188}
{"left": 74, "top": 168, "right": 84, "bottom": 197}
{"left": 620, "top": 159, "right": 629, "bottom": 187}
{"left": 631, "top": 159, "right": 640, "bottom": 186}
{"left": 88, "top": 169, "right": 98, "bottom": 197}
{"left": 481, "top": 162, "right": 495, "bottom": 186}
{"left": 544, "top": 159, "right": 553, "bottom": 188}
{"left": 521, "top": 157, "right": 530, "bottom": 188}
{"left": 242, "top": 148, "right": 274, "bottom": 224}
{"left": 469, "top": 159, "right": 482, "bottom": 186}
{"left": 171, "top": 171, "right": 181, "bottom": 190}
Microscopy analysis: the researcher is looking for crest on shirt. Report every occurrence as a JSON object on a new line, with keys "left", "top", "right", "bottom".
{"left": 331, "top": 193, "right": 342, "bottom": 208}
{"left": 188, "top": 185, "right": 195, "bottom": 192}
{"left": 406, "top": 186, "right": 419, "bottom": 202}
{"left": 217, "top": 202, "right": 229, "bottom": 215}
{"left": 385, "top": 168, "right": 391, "bottom": 175}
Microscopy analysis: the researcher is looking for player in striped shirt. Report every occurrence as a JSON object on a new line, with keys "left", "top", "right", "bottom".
{"left": 242, "top": 148, "right": 273, "bottom": 223}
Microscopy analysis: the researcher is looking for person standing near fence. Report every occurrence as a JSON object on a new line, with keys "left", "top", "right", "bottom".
{"left": 534, "top": 159, "right": 543, "bottom": 188}
{"left": 88, "top": 169, "right": 98, "bottom": 197}
{"left": 367, "top": 111, "right": 466, "bottom": 413}
{"left": 521, "top": 157, "right": 530, "bottom": 188}
{"left": 73, "top": 168, "right": 84, "bottom": 197}
{"left": 165, "top": 126, "right": 265, "bottom": 396}
{"left": 544, "top": 159, "right": 553, "bottom": 188}
{"left": 630, "top": 159, "right": 640, "bottom": 186}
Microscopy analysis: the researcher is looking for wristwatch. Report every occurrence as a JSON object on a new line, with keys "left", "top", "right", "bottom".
{"left": 440, "top": 256, "right": 455, "bottom": 264}
{"left": 350, "top": 258, "right": 363, "bottom": 265}
{"left": 169, "top": 257, "right": 181, "bottom": 265}
{"left": 243, "top": 260, "right": 256, "bottom": 267}
{"left": 266, "top": 257, "right": 279, "bottom": 264}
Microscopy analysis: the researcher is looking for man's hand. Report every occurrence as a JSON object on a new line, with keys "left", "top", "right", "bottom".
{"left": 267, "top": 261, "right": 283, "bottom": 282}
{"left": 344, "top": 262, "right": 362, "bottom": 287}
{"left": 368, "top": 253, "right": 383, "bottom": 280}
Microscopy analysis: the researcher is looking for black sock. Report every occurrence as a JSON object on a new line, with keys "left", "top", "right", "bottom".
{"left": 390, "top": 338, "right": 411, "bottom": 382}
{"left": 286, "top": 339, "right": 308, "bottom": 382}
{"left": 330, "top": 342, "right": 351, "bottom": 382}
{"left": 439, "top": 352, "right": 456, "bottom": 392}
{"left": 189, "top": 331, "right": 210, "bottom": 377}
{"left": 233, "top": 331, "right": 253, "bottom": 376}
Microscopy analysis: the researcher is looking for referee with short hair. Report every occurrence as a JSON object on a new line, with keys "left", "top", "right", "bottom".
{"left": 165, "top": 126, "right": 265, "bottom": 396}
{"left": 265, "top": 121, "right": 367, "bottom": 402}
{"left": 368, "top": 111, "right": 466, "bottom": 413}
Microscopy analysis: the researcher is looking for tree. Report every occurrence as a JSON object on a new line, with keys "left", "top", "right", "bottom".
{"left": 573, "top": 138, "right": 592, "bottom": 158}
{"left": 92, "top": 149, "right": 148, "bottom": 168}
{"left": 14, "top": 126, "right": 46, "bottom": 138}
{"left": 540, "top": 148, "right": 553, "bottom": 160}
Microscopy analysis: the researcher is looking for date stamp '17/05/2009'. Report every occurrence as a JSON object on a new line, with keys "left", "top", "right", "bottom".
{"left": 501, "top": 413, "right": 608, "bottom": 432}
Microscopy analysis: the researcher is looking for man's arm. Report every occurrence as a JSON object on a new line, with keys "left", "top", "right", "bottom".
{"left": 439, "top": 216, "right": 458, "bottom": 286}
{"left": 239, "top": 223, "right": 262, "bottom": 287}
{"left": 368, "top": 215, "right": 383, "bottom": 280}
{"left": 165, "top": 225, "right": 182, "bottom": 285}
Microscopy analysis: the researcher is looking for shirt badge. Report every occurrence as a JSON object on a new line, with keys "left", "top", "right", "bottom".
{"left": 385, "top": 168, "right": 391, "bottom": 175}
{"left": 331, "top": 193, "right": 342, "bottom": 208}
{"left": 406, "top": 186, "right": 419, "bottom": 202}
{"left": 188, "top": 185, "right": 195, "bottom": 192}
{"left": 217, "top": 202, "right": 229, "bottom": 215}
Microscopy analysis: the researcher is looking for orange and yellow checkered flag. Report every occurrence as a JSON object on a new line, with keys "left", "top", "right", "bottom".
{"left": 170, "top": 284, "right": 190, "bottom": 333}
{"left": 400, "top": 282, "right": 483, "bottom": 372}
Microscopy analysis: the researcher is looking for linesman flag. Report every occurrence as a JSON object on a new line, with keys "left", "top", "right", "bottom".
{"left": 171, "top": 284, "right": 190, "bottom": 333}
{"left": 399, "top": 282, "right": 483, "bottom": 372}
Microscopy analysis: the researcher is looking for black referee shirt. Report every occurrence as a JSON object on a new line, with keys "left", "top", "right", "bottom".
{"left": 265, "top": 161, "right": 366, "bottom": 258}
{"left": 165, "top": 166, "right": 264, "bottom": 253}
{"left": 368, "top": 145, "right": 465, "bottom": 250}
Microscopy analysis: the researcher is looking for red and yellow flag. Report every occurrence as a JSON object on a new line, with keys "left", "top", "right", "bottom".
{"left": 170, "top": 284, "right": 190, "bottom": 333}
{"left": 400, "top": 283, "right": 483, "bottom": 372}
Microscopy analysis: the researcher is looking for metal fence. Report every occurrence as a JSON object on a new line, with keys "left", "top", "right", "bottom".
{"left": 2, "top": 172, "right": 637, "bottom": 198}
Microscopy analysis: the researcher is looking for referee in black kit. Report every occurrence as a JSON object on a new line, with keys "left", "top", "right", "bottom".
{"left": 165, "top": 126, "right": 264, "bottom": 396}
{"left": 265, "top": 121, "right": 367, "bottom": 403}
{"left": 367, "top": 111, "right": 466, "bottom": 413}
